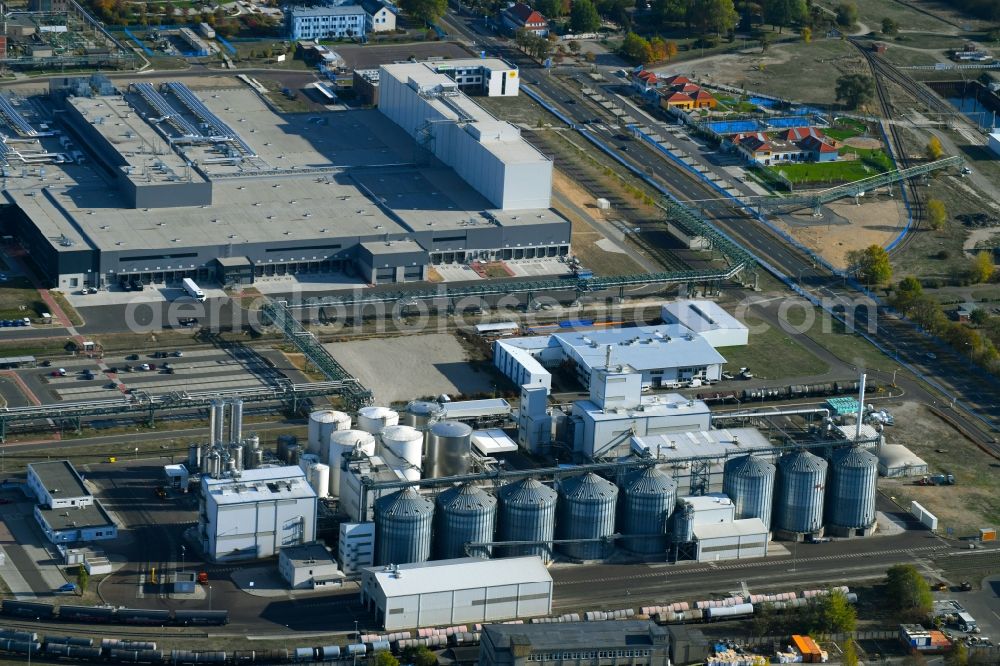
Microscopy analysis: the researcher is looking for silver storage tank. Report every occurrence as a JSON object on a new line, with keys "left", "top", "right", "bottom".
{"left": 673, "top": 499, "right": 695, "bottom": 543}
{"left": 276, "top": 434, "right": 296, "bottom": 461}
{"left": 774, "top": 450, "right": 828, "bottom": 535}
{"left": 619, "top": 467, "right": 677, "bottom": 554}
{"left": 375, "top": 487, "right": 434, "bottom": 565}
{"left": 723, "top": 454, "right": 776, "bottom": 530}
{"left": 434, "top": 483, "right": 497, "bottom": 559}
{"left": 826, "top": 446, "right": 878, "bottom": 531}
{"left": 403, "top": 401, "right": 444, "bottom": 429}
{"left": 496, "top": 478, "right": 557, "bottom": 562}
{"left": 425, "top": 421, "right": 473, "bottom": 478}
{"left": 188, "top": 444, "right": 201, "bottom": 471}
{"left": 557, "top": 473, "right": 618, "bottom": 561}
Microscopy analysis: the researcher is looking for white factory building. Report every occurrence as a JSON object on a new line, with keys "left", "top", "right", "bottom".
{"left": 660, "top": 299, "right": 749, "bottom": 348}
{"left": 378, "top": 61, "right": 550, "bottom": 210}
{"left": 677, "top": 494, "right": 769, "bottom": 563}
{"left": 199, "top": 466, "right": 317, "bottom": 563}
{"left": 26, "top": 461, "right": 117, "bottom": 545}
{"left": 495, "top": 324, "right": 727, "bottom": 395}
{"left": 360, "top": 557, "right": 553, "bottom": 630}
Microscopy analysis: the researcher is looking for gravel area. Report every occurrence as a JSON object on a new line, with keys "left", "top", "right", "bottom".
{"left": 326, "top": 333, "right": 497, "bottom": 404}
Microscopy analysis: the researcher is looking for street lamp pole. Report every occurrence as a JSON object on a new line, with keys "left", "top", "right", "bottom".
{"left": 208, "top": 585, "right": 212, "bottom": 611}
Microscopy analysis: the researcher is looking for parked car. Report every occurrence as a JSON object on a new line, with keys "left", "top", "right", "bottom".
{"left": 139, "top": 363, "right": 151, "bottom": 371}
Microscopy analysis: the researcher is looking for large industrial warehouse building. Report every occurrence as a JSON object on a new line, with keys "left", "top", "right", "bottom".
{"left": 360, "top": 556, "right": 553, "bottom": 630}
{"left": 2, "top": 72, "right": 569, "bottom": 290}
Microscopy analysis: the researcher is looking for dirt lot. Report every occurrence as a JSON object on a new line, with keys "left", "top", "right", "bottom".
{"left": 325, "top": 333, "right": 501, "bottom": 404}
{"left": 878, "top": 400, "right": 1000, "bottom": 538}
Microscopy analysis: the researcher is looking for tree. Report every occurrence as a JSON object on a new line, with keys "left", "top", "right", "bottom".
{"left": 759, "top": 32, "right": 772, "bottom": 51}
{"left": 971, "top": 308, "right": 990, "bottom": 326}
{"left": 649, "top": 35, "right": 668, "bottom": 60}
{"left": 882, "top": 16, "right": 899, "bottom": 34}
{"left": 651, "top": 0, "right": 686, "bottom": 26}
{"left": 620, "top": 32, "right": 653, "bottom": 63}
{"left": 892, "top": 276, "right": 924, "bottom": 315}
{"left": 570, "top": 0, "right": 602, "bottom": 32}
{"left": 927, "top": 198, "right": 947, "bottom": 230}
{"left": 400, "top": 0, "right": 447, "bottom": 25}
{"left": 538, "top": 0, "right": 569, "bottom": 18}
{"left": 763, "top": 0, "right": 806, "bottom": 33}
{"left": 820, "top": 590, "right": 858, "bottom": 633}
{"left": 375, "top": 652, "right": 400, "bottom": 666}
{"left": 835, "top": 1, "right": 857, "bottom": 27}
{"left": 665, "top": 40, "right": 678, "bottom": 58}
{"left": 970, "top": 250, "right": 995, "bottom": 284}
{"left": 801, "top": 26, "right": 812, "bottom": 42}
{"left": 847, "top": 244, "right": 892, "bottom": 286}
{"left": 946, "top": 641, "right": 969, "bottom": 666}
{"left": 835, "top": 73, "right": 875, "bottom": 109}
{"left": 687, "top": 0, "right": 738, "bottom": 36}
{"left": 76, "top": 565, "right": 89, "bottom": 596}
{"left": 567, "top": 39, "right": 581, "bottom": 53}
{"left": 842, "top": 640, "right": 859, "bottom": 666}
{"left": 401, "top": 646, "right": 438, "bottom": 666}
{"left": 902, "top": 654, "right": 929, "bottom": 666}
{"left": 927, "top": 135, "right": 944, "bottom": 159}
{"left": 885, "top": 564, "right": 933, "bottom": 620}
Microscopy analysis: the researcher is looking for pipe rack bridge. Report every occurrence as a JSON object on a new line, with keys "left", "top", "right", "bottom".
{"left": 0, "top": 381, "right": 350, "bottom": 441}
{"left": 260, "top": 298, "right": 373, "bottom": 410}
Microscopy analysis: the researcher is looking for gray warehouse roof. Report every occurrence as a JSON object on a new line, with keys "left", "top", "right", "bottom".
{"left": 29, "top": 461, "right": 90, "bottom": 500}
{"left": 37, "top": 500, "right": 115, "bottom": 531}
{"left": 483, "top": 620, "right": 667, "bottom": 650}
{"left": 202, "top": 465, "right": 316, "bottom": 505}
{"left": 364, "top": 556, "right": 550, "bottom": 597}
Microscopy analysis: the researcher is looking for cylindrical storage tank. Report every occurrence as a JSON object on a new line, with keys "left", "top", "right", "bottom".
{"left": 425, "top": 421, "right": 473, "bottom": 478}
{"left": 556, "top": 473, "right": 618, "bottom": 561}
{"left": 358, "top": 406, "right": 399, "bottom": 435}
{"left": 188, "top": 444, "right": 201, "bottom": 471}
{"left": 618, "top": 467, "right": 677, "bottom": 554}
{"left": 673, "top": 499, "right": 695, "bottom": 543}
{"left": 497, "top": 478, "right": 557, "bottom": 562}
{"left": 380, "top": 425, "right": 424, "bottom": 482}
{"left": 308, "top": 410, "right": 350, "bottom": 456}
{"left": 230, "top": 399, "right": 243, "bottom": 445}
{"left": 286, "top": 444, "right": 302, "bottom": 466}
{"left": 299, "top": 453, "right": 320, "bottom": 473}
{"left": 328, "top": 430, "right": 377, "bottom": 496}
{"left": 375, "top": 487, "right": 434, "bottom": 565}
{"left": 723, "top": 454, "right": 776, "bottom": 530}
{"left": 276, "top": 434, "right": 296, "bottom": 461}
{"left": 199, "top": 448, "right": 211, "bottom": 475}
{"left": 435, "top": 483, "right": 497, "bottom": 559}
{"left": 310, "top": 463, "right": 331, "bottom": 500}
{"left": 208, "top": 451, "right": 222, "bottom": 478}
{"left": 774, "top": 450, "right": 828, "bottom": 535}
{"left": 403, "top": 401, "right": 444, "bottom": 428}
{"left": 230, "top": 445, "right": 243, "bottom": 472}
{"left": 212, "top": 400, "right": 226, "bottom": 447}
{"left": 251, "top": 449, "right": 263, "bottom": 470}
{"left": 826, "top": 446, "right": 878, "bottom": 530}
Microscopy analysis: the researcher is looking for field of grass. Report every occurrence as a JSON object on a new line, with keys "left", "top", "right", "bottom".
{"left": 50, "top": 291, "right": 83, "bottom": 327}
{"left": 812, "top": 0, "right": 959, "bottom": 33}
{"left": 770, "top": 159, "right": 883, "bottom": 185}
{"left": 750, "top": 38, "right": 864, "bottom": 107}
{"left": 0, "top": 277, "right": 44, "bottom": 320}
{"left": 716, "top": 314, "right": 831, "bottom": 380}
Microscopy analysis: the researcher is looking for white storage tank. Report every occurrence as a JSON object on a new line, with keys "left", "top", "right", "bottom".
{"left": 328, "top": 430, "right": 377, "bottom": 496}
{"left": 310, "top": 463, "right": 331, "bottom": 499}
{"left": 358, "top": 406, "right": 400, "bottom": 435}
{"left": 380, "top": 425, "right": 423, "bottom": 482}
{"left": 308, "top": 410, "right": 352, "bottom": 456}
{"left": 299, "top": 453, "right": 320, "bottom": 473}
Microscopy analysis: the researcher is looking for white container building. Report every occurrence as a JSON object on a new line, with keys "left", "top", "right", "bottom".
{"left": 660, "top": 299, "right": 749, "bottom": 348}
{"left": 360, "top": 556, "right": 553, "bottom": 630}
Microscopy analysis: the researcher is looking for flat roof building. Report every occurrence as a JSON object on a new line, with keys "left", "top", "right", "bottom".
{"left": 479, "top": 621, "right": 670, "bottom": 666}
{"left": 660, "top": 299, "right": 749, "bottom": 348}
{"left": 7, "top": 78, "right": 569, "bottom": 290}
{"left": 199, "top": 466, "right": 317, "bottom": 563}
{"left": 361, "top": 557, "right": 552, "bottom": 630}
{"left": 27, "top": 460, "right": 92, "bottom": 509}
{"left": 27, "top": 460, "right": 116, "bottom": 544}
{"left": 278, "top": 542, "right": 342, "bottom": 589}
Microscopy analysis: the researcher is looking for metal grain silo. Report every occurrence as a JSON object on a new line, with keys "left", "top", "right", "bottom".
{"left": 619, "top": 467, "right": 676, "bottom": 555}
{"left": 723, "top": 454, "right": 776, "bottom": 530}
{"left": 774, "top": 450, "right": 828, "bottom": 536}
{"left": 403, "top": 401, "right": 444, "bottom": 428}
{"left": 375, "top": 487, "right": 434, "bottom": 565}
{"left": 496, "top": 478, "right": 557, "bottom": 562}
{"left": 673, "top": 499, "right": 695, "bottom": 543}
{"left": 435, "top": 484, "right": 497, "bottom": 559}
{"left": 826, "top": 446, "right": 878, "bottom": 533}
{"left": 557, "top": 473, "right": 618, "bottom": 561}
{"left": 425, "top": 421, "right": 472, "bottom": 478}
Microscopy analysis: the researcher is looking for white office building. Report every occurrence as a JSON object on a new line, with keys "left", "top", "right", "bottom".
{"left": 360, "top": 557, "right": 552, "bottom": 630}
{"left": 660, "top": 299, "right": 749, "bottom": 348}
{"left": 286, "top": 4, "right": 367, "bottom": 40}
{"left": 199, "top": 466, "right": 317, "bottom": 563}
{"left": 378, "top": 61, "right": 550, "bottom": 210}
{"left": 27, "top": 461, "right": 117, "bottom": 545}
{"left": 495, "top": 324, "right": 727, "bottom": 394}
{"left": 278, "top": 542, "right": 342, "bottom": 589}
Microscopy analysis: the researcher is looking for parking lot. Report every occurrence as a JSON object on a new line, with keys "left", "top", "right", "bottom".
{"left": 14, "top": 346, "right": 296, "bottom": 406}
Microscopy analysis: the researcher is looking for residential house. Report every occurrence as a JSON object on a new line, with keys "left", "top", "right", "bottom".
{"left": 361, "top": 0, "right": 397, "bottom": 32}
{"left": 656, "top": 76, "right": 717, "bottom": 111}
{"left": 799, "top": 134, "right": 839, "bottom": 162}
{"left": 660, "top": 91, "right": 694, "bottom": 111}
{"left": 631, "top": 70, "right": 659, "bottom": 94}
{"left": 501, "top": 3, "right": 549, "bottom": 36}
{"left": 733, "top": 133, "right": 805, "bottom": 165}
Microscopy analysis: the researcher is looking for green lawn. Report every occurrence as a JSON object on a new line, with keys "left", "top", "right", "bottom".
{"left": 717, "top": 314, "right": 831, "bottom": 380}
{"left": 0, "top": 277, "right": 45, "bottom": 321}
{"left": 770, "top": 159, "right": 882, "bottom": 185}
{"left": 825, "top": 127, "right": 861, "bottom": 141}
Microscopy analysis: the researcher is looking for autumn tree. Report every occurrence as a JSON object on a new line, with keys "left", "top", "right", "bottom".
{"left": 927, "top": 199, "right": 947, "bottom": 230}
{"left": 970, "top": 250, "right": 995, "bottom": 284}
{"left": 847, "top": 244, "right": 892, "bottom": 286}
{"left": 885, "top": 564, "right": 933, "bottom": 620}
{"left": 801, "top": 26, "right": 812, "bottom": 42}
{"left": 620, "top": 32, "right": 653, "bottom": 63}
{"left": 927, "top": 135, "right": 944, "bottom": 159}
